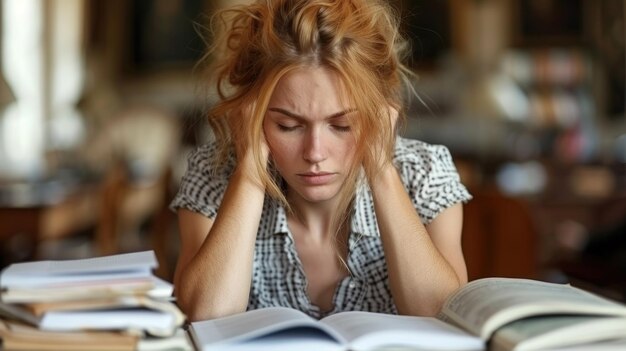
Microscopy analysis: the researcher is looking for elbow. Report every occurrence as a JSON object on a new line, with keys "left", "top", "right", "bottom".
{"left": 183, "top": 300, "right": 248, "bottom": 322}
{"left": 397, "top": 276, "right": 461, "bottom": 317}
{"left": 398, "top": 295, "right": 447, "bottom": 317}
{"left": 175, "top": 274, "right": 212, "bottom": 322}
{"left": 398, "top": 290, "right": 451, "bottom": 317}
{"left": 175, "top": 279, "right": 199, "bottom": 321}
{"left": 188, "top": 305, "right": 248, "bottom": 322}
{"left": 425, "top": 276, "right": 463, "bottom": 316}
{"left": 175, "top": 281, "right": 248, "bottom": 322}
{"left": 457, "top": 265, "right": 468, "bottom": 286}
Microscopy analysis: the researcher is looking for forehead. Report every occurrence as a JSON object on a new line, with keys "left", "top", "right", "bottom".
{"left": 268, "top": 67, "right": 352, "bottom": 116}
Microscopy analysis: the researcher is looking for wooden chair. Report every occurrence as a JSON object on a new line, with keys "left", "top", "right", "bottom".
{"left": 83, "top": 105, "right": 181, "bottom": 279}
{"left": 462, "top": 188, "right": 539, "bottom": 280}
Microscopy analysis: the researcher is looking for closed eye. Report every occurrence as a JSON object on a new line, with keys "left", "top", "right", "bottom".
{"left": 332, "top": 125, "right": 351, "bottom": 132}
{"left": 277, "top": 124, "right": 300, "bottom": 132}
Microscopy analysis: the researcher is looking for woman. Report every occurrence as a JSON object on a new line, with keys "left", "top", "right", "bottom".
{"left": 171, "top": 0, "right": 471, "bottom": 321}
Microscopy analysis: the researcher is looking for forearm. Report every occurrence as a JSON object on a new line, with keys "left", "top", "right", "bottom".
{"left": 177, "top": 166, "right": 265, "bottom": 321}
{"left": 371, "top": 164, "right": 460, "bottom": 316}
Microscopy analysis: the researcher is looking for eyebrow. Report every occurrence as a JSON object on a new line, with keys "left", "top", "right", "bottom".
{"left": 267, "top": 107, "right": 356, "bottom": 120}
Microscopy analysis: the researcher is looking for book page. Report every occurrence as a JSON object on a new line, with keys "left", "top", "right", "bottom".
{"left": 40, "top": 308, "right": 176, "bottom": 337}
{"left": 137, "top": 328, "right": 193, "bottom": 351}
{"left": 0, "top": 251, "right": 157, "bottom": 288}
{"left": 1, "top": 277, "right": 156, "bottom": 303}
{"left": 320, "top": 311, "right": 484, "bottom": 351}
{"left": 0, "top": 302, "right": 40, "bottom": 325}
{"left": 2, "top": 274, "right": 172, "bottom": 304}
{"left": 491, "top": 316, "right": 626, "bottom": 351}
{"left": 442, "top": 278, "right": 626, "bottom": 340}
{"left": 189, "top": 307, "right": 344, "bottom": 351}
{"left": 205, "top": 328, "right": 344, "bottom": 351}
{"left": 147, "top": 275, "right": 175, "bottom": 300}
{"left": 542, "top": 338, "right": 626, "bottom": 351}
{"left": 0, "top": 319, "right": 137, "bottom": 351}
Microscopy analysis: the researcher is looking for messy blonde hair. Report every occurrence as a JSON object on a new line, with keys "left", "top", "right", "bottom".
{"left": 202, "top": 0, "right": 414, "bottom": 240}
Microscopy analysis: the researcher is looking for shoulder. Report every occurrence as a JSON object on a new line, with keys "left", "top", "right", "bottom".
{"left": 169, "top": 140, "right": 235, "bottom": 217}
{"left": 393, "top": 136, "right": 455, "bottom": 170}
{"left": 392, "top": 136, "right": 472, "bottom": 223}
{"left": 186, "top": 141, "right": 235, "bottom": 174}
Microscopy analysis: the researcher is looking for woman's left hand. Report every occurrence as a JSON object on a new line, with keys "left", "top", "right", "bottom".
{"left": 363, "top": 106, "right": 399, "bottom": 179}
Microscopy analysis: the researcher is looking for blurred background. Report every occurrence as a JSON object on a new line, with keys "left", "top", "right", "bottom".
{"left": 0, "top": 0, "right": 624, "bottom": 300}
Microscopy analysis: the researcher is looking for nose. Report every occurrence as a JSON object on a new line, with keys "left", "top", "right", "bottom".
{"left": 303, "top": 127, "right": 327, "bottom": 164}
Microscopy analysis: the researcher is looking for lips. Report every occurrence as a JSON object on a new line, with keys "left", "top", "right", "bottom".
{"left": 297, "top": 172, "right": 336, "bottom": 185}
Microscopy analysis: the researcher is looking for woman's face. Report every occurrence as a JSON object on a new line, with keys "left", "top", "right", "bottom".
{"left": 263, "top": 66, "right": 357, "bottom": 205}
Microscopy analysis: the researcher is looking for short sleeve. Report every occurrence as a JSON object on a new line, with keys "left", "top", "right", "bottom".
{"left": 394, "top": 138, "right": 472, "bottom": 225}
{"left": 169, "top": 142, "right": 235, "bottom": 219}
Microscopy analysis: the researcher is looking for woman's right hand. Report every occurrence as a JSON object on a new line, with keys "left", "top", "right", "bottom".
{"left": 363, "top": 106, "right": 399, "bottom": 182}
{"left": 236, "top": 139, "right": 269, "bottom": 187}
{"left": 229, "top": 105, "right": 270, "bottom": 188}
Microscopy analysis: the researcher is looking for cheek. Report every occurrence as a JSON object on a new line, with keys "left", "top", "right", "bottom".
{"left": 267, "top": 141, "right": 294, "bottom": 179}
{"left": 337, "top": 139, "right": 357, "bottom": 164}
{"left": 265, "top": 134, "right": 283, "bottom": 154}
{"left": 263, "top": 127, "right": 294, "bottom": 164}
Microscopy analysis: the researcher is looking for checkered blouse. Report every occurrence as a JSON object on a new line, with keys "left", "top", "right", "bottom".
{"left": 170, "top": 137, "right": 472, "bottom": 319}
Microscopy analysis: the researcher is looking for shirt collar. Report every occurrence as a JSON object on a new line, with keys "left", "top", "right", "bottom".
{"left": 263, "top": 181, "right": 380, "bottom": 238}
{"left": 350, "top": 180, "right": 380, "bottom": 238}
{"left": 262, "top": 196, "right": 290, "bottom": 238}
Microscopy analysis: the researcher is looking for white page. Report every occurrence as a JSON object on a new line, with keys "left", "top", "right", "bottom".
{"left": 320, "top": 311, "right": 484, "bottom": 351}
{"left": 204, "top": 328, "right": 345, "bottom": 351}
{"left": 137, "top": 328, "right": 194, "bottom": 351}
{"left": 545, "top": 338, "right": 626, "bottom": 351}
{"left": 40, "top": 308, "right": 174, "bottom": 335}
{"left": 1, "top": 276, "right": 157, "bottom": 303}
{"left": 147, "top": 275, "right": 174, "bottom": 300}
{"left": 1, "top": 270, "right": 154, "bottom": 289}
{"left": 0, "top": 251, "right": 157, "bottom": 288}
{"left": 190, "top": 307, "right": 344, "bottom": 351}
{"left": 492, "top": 316, "right": 626, "bottom": 351}
{"left": 442, "top": 278, "right": 626, "bottom": 339}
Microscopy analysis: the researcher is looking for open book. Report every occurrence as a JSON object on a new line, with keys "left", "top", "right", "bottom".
{"left": 490, "top": 316, "right": 626, "bottom": 351}
{"left": 438, "top": 278, "right": 626, "bottom": 350}
{"left": 189, "top": 278, "right": 626, "bottom": 351}
{"left": 189, "top": 307, "right": 484, "bottom": 351}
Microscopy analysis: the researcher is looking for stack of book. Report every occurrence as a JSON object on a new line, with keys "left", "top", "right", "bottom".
{"left": 0, "top": 251, "right": 191, "bottom": 351}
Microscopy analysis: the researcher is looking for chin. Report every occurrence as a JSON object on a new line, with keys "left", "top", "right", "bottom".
{"left": 295, "top": 187, "right": 341, "bottom": 204}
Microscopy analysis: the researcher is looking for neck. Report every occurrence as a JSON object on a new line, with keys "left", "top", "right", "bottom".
{"left": 286, "top": 191, "right": 345, "bottom": 242}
